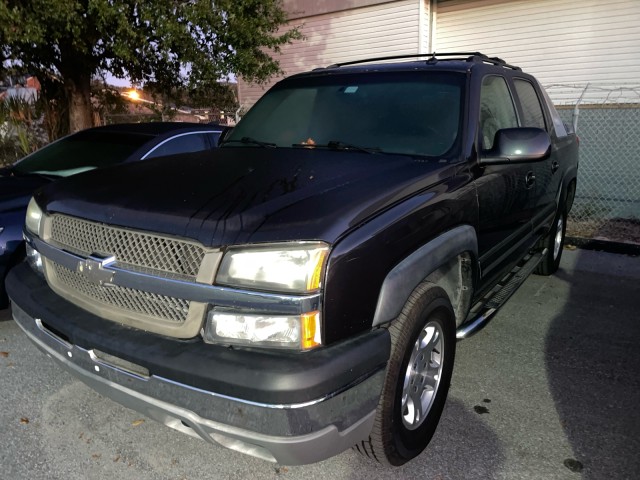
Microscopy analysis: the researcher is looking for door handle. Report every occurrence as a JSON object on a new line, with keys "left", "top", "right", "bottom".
{"left": 551, "top": 161, "right": 560, "bottom": 173}
{"left": 525, "top": 171, "right": 536, "bottom": 188}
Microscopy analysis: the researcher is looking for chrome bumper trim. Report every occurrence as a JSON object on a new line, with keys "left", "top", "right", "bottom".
{"left": 27, "top": 234, "right": 320, "bottom": 315}
{"left": 12, "top": 303, "right": 381, "bottom": 465}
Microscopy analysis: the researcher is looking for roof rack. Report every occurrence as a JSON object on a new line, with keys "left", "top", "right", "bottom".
{"left": 321, "top": 52, "right": 521, "bottom": 71}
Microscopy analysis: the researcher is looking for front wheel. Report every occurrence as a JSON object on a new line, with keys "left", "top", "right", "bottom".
{"left": 357, "top": 283, "right": 456, "bottom": 466}
{"left": 535, "top": 207, "right": 567, "bottom": 276}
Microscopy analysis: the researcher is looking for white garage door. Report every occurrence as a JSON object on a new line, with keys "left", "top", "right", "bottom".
{"left": 239, "top": 0, "right": 428, "bottom": 108}
{"left": 435, "top": 0, "right": 640, "bottom": 103}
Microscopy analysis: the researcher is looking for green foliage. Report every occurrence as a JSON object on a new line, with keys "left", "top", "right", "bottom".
{"left": 0, "top": 96, "right": 48, "bottom": 167}
{"left": 189, "top": 83, "right": 239, "bottom": 113}
{"left": 142, "top": 80, "right": 239, "bottom": 118}
{"left": 37, "top": 75, "right": 70, "bottom": 141}
{"left": 0, "top": 0, "right": 301, "bottom": 132}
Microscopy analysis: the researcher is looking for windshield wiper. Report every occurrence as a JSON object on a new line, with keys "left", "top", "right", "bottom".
{"left": 221, "top": 136, "right": 277, "bottom": 148}
{"left": 292, "top": 140, "right": 380, "bottom": 154}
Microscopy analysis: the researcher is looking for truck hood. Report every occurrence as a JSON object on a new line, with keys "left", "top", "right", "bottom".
{"left": 36, "top": 148, "right": 450, "bottom": 246}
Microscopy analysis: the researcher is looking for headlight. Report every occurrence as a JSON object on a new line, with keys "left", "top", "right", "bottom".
{"left": 204, "top": 309, "right": 321, "bottom": 350}
{"left": 216, "top": 243, "right": 329, "bottom": 293}
{"left": 25, "top": 197, "right": 43, "bottom": 235}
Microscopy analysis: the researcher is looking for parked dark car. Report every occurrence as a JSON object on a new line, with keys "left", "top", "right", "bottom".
{"left": 8, "top": 54, "right": 578, "bottom": 466}
{"left": 0, "top": 122, "right": 224, "bottom": 307}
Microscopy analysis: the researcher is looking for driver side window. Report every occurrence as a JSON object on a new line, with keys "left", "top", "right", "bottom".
{"left": 479, "top": 76, "right": 518, "bottom": 150}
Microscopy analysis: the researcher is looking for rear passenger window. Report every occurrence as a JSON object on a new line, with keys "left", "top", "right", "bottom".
{"left": 479, "top": 76, "right": 519, "bottom": 150}
{"left": 207, "top": 132, "right": 221, "bottom": 147}
{"left": 146, "top": 133, "right": 210, "bottom": 159}
{"left": 514, "top": 79, "right": 546, "bottom": 130}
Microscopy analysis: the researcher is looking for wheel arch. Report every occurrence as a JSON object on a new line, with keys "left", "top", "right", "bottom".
{"left": 0, "top": 241, "right": 26, "bottom": 308}
{"left": 372, "top": 225, "right": 478, "bottom": 329}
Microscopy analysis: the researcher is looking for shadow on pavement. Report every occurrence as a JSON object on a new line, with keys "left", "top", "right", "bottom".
{"left": 546, "top": 250, "right": 640, "bottom": 478}
{"left": 305, "top": 398, "right": 505, "bottom": 479}
{"left": 419, "top": 397, "right": 506, "bottom": 479}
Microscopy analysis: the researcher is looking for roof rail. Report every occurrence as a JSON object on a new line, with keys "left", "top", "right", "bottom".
{"left": 321, "top": 52, "right": 521, "bottom": 71}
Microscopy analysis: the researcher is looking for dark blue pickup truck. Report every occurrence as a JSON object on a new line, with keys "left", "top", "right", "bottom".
{"left": 7, "top": 53, "right": 578, "bottom": 466}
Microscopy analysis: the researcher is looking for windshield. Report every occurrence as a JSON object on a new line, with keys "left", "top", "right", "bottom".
{"left": 12, "top": 130, "right": 153, "bottom": 177}
{"left": 226, "top": 71, "right": 465, "bottom": 158}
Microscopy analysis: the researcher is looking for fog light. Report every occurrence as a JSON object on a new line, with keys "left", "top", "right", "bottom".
{"left": 26, "top": 243, "right": 44, "bottom": 274}
{"left": 204, "top": 310, "right": 321, "bottom": 350}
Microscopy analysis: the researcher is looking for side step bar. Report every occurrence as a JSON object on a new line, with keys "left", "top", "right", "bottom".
{"left": 456, "top": 249, "right": 547, "bottom": 339}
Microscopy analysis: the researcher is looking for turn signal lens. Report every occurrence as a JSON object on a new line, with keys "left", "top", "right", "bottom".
{"left": 301, "top": 311, "right": 321, "bottom": 350}
{"left": 306, "top": 251, "right": 328, "bottom": 291}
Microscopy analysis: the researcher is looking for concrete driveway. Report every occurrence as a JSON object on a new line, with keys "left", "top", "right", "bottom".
{"left": 1, "top": 248, "right": 639, "bottom": 479}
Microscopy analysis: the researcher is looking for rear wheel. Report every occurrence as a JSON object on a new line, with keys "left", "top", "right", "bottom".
{"left": 357, "top": 282, "right": 455, "bottom": 466}
{"left": 535, "top": 207, "right": 567, "bottom": 276}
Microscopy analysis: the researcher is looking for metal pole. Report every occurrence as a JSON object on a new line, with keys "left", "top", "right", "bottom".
{"left": 573, "top": 83, "right": 589, "bottom": 134}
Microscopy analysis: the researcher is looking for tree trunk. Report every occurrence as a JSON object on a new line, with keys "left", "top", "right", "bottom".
{"left": 66, "top": 75, "right": 94, "bottom": 133}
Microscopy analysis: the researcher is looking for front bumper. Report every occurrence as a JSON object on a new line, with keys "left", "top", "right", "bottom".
{"left": 8, "top": 264, "right": 389, "bottom": 465}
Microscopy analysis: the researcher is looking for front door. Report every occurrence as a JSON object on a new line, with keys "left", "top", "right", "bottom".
{"left": 513, "top": 78, "right": 561, "bottom": 235}
{"left": 473, "top": 74, "right": 536, "bottom": 280}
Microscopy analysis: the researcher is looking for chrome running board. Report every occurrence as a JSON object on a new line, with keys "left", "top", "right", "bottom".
{"left": 456, "top": 249, "right": 547, "bottom": 339}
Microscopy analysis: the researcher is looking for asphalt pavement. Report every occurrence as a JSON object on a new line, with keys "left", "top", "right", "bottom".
{"left": 1, "top": 248, "right": 639, "bottom": 480}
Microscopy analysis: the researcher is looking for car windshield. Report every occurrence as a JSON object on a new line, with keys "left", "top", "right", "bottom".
{"left": 12, "top": 130, "right": 153, "bottom": 177}
{"left": 225, "top": 71, "right": 465, "bottom": 158}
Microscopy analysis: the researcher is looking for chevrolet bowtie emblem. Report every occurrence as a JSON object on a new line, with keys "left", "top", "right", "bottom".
{"left": 77, "top": 254, "right": 116, "bottom": 286}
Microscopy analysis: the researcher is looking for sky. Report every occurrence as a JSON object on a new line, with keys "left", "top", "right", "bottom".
{"left": 105, "top": 73, "right": 131, "bottom": 87}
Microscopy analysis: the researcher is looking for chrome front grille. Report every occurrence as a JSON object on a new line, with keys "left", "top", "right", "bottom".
{"left": 49, "top": 214, "right": 205, "bottom": 278}
{"left": 42, "top": 214, "right": 212, "bottom": 337}
{"left": 52, "top": 263, "right": 190, "bottom": 323}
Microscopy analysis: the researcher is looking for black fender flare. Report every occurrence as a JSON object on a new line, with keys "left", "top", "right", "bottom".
{"left": 372, "top": 225, "right": 478, "bottom": 327}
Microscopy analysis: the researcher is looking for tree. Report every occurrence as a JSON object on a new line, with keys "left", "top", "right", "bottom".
{"left": 0, "top": 0, "right": 300, "bottom": 133}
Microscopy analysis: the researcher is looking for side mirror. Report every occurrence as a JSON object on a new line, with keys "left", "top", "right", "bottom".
{"left": 480, "top": 127, "right": 551, "bottom": 165}
{"left": 218, "top": 126, "right": 234, "bottom": 146}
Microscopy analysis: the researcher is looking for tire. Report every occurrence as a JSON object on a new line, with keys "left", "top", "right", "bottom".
{"left": 535, "top": 207, "right": 567, "bottom": 276}
{"left": 1, "top": 246, "right": 25, "bottom": 309}
{"left": 0, "top": 276, "right": 7, "bottom": 310}
{"left": 357, "top": 282, "right": 456, "bottom": 466}
{"left": 0, "top": 266, "right": 10, "bottom": 309}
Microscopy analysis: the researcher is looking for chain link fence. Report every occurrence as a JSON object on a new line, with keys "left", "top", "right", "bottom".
{"left": 546, "top": 84, "right": 640, "bottom": 244}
